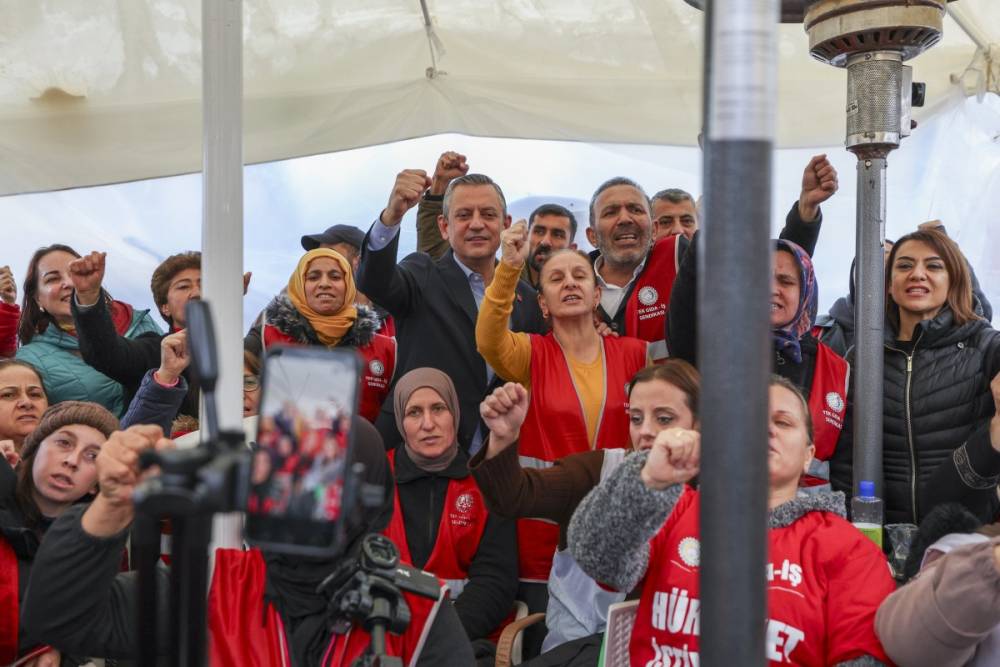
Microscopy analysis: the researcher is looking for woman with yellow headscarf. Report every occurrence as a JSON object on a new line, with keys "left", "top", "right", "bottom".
{"left": 261, "top": 248, "right": 396, "bottom": 422}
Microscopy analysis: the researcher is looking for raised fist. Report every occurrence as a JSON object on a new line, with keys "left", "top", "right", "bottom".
{"left": 641, "top": 428, "right": 700, "bottom": 490}
{"left": 81, "top": 424, "right": 175, "bottom": 538}
{"left": 94, "top": 425, "right": 172, "bottom": 510}
{"left": 481, "top": 382, "right": 530, "bottom": 456}
{"left": 0, "top": 439, "right": 19, "bottom": 468}
{"left": 500, "top": 220, "right": 530, "bottom": 268}
{"left": 798, "top": 154, "right": 838, "bottom": 222}
{"left": 0, "top": 266, "right": 16, "bottom": 305}
{"left": 157, "top": 329, "right": 190, "bottom": 385}
{"left": 68, "top": 251, "right": 107, "bottom": 307}
{"left": 430, "top": 151, "right": 469, "bottom": 195}
{"left": 381, "top": 169, "right": 432, "bottom": 227}
{"left": 917, "top": 220, "right": 944, "bottom": 233}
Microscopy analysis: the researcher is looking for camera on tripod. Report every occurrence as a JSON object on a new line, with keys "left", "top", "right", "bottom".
{"left": 317, "top": 533, "right": 443, "bottom": 667}
{"left": 131, "top": 301, "right": 441, "bottom": 667}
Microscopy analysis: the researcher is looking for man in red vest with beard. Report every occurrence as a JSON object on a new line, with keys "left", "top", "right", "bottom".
{"left": 589, "top": 155, "right": 838, "bottom": 363}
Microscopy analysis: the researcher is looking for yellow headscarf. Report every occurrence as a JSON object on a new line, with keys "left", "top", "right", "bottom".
{"left": 286, "top": 248, "right": 358, "bottom": 347}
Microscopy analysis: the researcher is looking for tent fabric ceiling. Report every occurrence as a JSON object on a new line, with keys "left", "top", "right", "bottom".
{"left": 0, "top": 0, "right": 996, "bottom": 197}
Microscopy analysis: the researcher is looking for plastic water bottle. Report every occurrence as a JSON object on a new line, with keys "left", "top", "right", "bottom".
{"left": 851, "top": 480, "right": 884, "bottom": 548}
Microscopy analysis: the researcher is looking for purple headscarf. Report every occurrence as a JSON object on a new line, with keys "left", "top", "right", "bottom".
{"left": 773, "top": 239, "right": 818, "bottom": 364}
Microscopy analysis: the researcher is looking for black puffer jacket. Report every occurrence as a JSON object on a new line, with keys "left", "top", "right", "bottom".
{"left": 831, "top": 305, "right": 1000, "bottom": 524}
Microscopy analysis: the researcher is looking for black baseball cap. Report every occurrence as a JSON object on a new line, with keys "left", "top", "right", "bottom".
{"left": 301, "top": 224, "right": 366, "bottom": 251}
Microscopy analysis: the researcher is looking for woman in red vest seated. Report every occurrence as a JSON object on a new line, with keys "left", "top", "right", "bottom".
{"left": 0, "top": 400, "right": 118, "bottom": 666}
{"left": 472, "top": 361, "right": 700, "bottom": 659}
{"left": 568, "top": 376, "right": 895, "bottom": 666}
{"left": 671, "top": 238, "right": 849, "bottom": 489}
{"left": 20, "top": 419, "right": 475, "bottom": 666}
{"left": 0, "top": 360, "right": 49, "bottom": 454}
{"left": 385, "top": 367, "right": 517, "bottom": 657}
{"left": 258, "top": 248, "right": 395, "bottom": 423}
{"left": 476, "top": 220, "right": 649, "bottom": 588}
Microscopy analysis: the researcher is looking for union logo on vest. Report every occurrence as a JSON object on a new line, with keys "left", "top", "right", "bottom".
{"left": 638, "top": 286, "right": 659, "bottom": 306}
{"left": 677, "top": 537, "right": 700, "bottom": 568}
{"left": 825, "top": 391, "right": 844, "bottom": 413}
{"left": 455, "top": 493, "right": 475, "bottom": 514}
{"left": 369, "top": 359, "right": 385, "bottom": 377}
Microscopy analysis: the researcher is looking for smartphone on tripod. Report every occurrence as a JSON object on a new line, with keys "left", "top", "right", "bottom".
{"left": 244, "top": 346, "right": 361, "bottom": 557}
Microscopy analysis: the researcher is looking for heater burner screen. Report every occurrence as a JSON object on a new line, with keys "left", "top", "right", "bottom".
{"left": 846, "top": 55, "right": 902, "bottom": 148}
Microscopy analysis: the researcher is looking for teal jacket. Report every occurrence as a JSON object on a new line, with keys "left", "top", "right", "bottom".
{"left": 16, "top": 310, "right": 162, "bottom": 417}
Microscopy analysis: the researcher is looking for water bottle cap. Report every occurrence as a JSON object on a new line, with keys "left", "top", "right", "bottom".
{"left": 859, "top": 480, "right": 875, "bottom": 498}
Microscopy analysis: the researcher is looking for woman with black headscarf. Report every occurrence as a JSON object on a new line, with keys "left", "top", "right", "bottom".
{"left": 20, "top": 420, "right": 475, "bottom": 666}
{"left": 383, "top": 368, "right": 518, "bottom": 656}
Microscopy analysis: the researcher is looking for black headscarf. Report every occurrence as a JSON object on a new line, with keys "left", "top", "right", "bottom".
{"left": 262, "top": 417, "right": 394, "bottom": 666}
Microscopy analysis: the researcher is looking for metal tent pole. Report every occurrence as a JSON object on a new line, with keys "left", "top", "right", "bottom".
{"left": 202, "top": 0, "right": 245, "bottom": 555}
{"left": 699, "top": 0, "right": 778, "bottom": 665}
{"left": 852, "top": 150, "right": 887, "bottom": 496}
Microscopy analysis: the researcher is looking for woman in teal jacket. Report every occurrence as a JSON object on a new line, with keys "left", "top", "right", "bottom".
{"left": 15, "top": 245, "right": 161, "bottom": 416}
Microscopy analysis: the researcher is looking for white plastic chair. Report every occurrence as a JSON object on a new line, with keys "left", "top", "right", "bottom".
{"left": 598, "top": 599, "right": 640, "bottom": 667}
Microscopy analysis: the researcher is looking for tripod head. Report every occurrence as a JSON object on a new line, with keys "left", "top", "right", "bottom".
{"left": 320, "top": 534, "right": 413, "bottom": 637}
{"left": 133, "top": 300, "right": 249, "bottom": 516}
{"left": 315, "top": 475, "right": 442, "bottom": 667}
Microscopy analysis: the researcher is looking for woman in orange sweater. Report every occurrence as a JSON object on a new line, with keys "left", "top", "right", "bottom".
{"left": 475, "top": 219, "right": 649, "bottom": 587}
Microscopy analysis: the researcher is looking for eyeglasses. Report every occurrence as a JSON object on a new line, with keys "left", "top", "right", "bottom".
{"left": 243, "top": 375, "right": 260, "bottom": 392}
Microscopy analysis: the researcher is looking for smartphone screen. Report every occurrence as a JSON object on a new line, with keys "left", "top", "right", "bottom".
{"left": 244, "top": 346, "right": 360, "bottom": 557}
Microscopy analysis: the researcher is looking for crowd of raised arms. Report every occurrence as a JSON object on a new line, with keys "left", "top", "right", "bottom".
{"left": 3, "top": 149, "right": 1000, "bottom": 667}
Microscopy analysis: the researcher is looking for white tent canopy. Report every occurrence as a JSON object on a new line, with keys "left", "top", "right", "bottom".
{"left": 1, "top": 0, "right": 997, "bottom": 197}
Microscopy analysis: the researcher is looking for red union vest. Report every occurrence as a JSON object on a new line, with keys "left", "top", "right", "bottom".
{"left": 384, "top": 452, "right": 517, "bottom": 642}
{"left": 516, "top": 333, "right": 647, "bottom": 582}
{"left": 628, "top": 487, "right": 894, "bottom": 666}
{"left": 0, "top": 536, "right": 18, "bottom": 664}
{"left": 623, "top": 233, "right": 681, "bottom": 362}
{"left": 384, "top": 451, "right": 488, "bottom": 598}
{"left": 263, "top": 325, "right": 396, "bottom": 424}
{"left": 207, "top": 547, "right": 445, "bottom": 667}
{"left": 801, "top": 342, "right": 850, "bottom": 487}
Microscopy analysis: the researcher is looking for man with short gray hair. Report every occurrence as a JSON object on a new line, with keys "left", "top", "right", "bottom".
{"left": 651, "top": 188, "right": 699, "bottom": 241}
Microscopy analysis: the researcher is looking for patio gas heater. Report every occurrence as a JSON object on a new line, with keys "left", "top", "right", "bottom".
{"left": 802, "top": 0, "right": 952, "bottom": 501}
{"left": 681, "top": 0, "right": 953, "bottom": 663}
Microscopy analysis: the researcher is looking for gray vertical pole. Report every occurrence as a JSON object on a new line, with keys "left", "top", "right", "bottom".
{"left": 699, "top": 0, "right": 777, "bottom": 665}
{"left": 202, "top": 0, "right": 244, "bottom": 554}
{"left": 845, "top": 50, "right": 899, "bottom": 502}
{"left": 852, "top": 157, "right": 886, "bottom": 496}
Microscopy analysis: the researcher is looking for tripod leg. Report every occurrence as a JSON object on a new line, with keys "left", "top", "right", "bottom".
{"left": 134, "top": 512, "right": 161, "bottom": 666}
{"left": 174, "top": 513, "right": 213, "bottom": 667}
{"left": 169, "top": 516, "right": 187, "bottom": 666}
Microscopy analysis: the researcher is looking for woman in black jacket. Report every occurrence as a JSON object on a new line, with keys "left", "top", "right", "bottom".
{"left": 831, "top": 229, "right": 1000, "bottom": 524}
